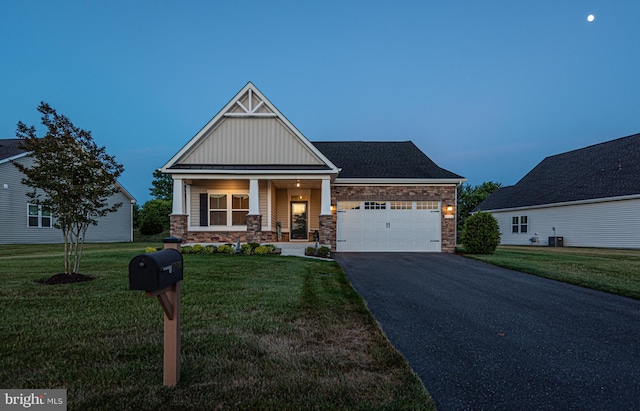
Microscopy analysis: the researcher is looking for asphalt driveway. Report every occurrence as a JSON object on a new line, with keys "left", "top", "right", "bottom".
{"left": 333, "top": 252, "right": 640, "bottom": 411}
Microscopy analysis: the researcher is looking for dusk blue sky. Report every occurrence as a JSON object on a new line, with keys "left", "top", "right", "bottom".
{"left": 2, "top": 1, "right": 639, "bottom": 204}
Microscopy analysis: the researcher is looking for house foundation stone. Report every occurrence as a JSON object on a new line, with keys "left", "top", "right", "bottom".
{"left": 246, "top": 214, "right": 262, "bottom": 243}
{"left": 170, "top": 214, "right": 188, "bottom": 241}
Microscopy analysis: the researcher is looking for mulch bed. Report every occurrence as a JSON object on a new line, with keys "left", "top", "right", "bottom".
{"left": 36, "top": 273, "right": 96, "bottom": 285}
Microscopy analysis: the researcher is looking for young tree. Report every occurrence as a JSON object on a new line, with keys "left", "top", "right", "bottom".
{"left": 14, "top": 102, "right": 124, "bottom": 274}
{"left": 457, "top": 181, "right": 502, "bottom": 237}
{"left": 150, "top": 169, "right": 173, "bottom": 202}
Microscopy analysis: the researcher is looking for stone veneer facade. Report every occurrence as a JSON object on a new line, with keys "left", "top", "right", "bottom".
{"left": 318, "top": 214, "right": 335, "bottom": 250}
{"left": 170, "top": 184, "right": 457, "bottom": 252}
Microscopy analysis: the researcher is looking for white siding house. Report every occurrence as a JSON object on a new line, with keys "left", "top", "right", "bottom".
{"left": 476, "top": 133, "right": 640, "bottom": 249}
{"left": 0, "top": 139, "right": 136, "bottom": 244}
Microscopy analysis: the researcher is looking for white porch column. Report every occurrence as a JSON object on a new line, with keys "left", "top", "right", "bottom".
{"left": 172, "top": 178, "right": 184, "bottom": 214}
{"left": 321, "top": 178, "right": 331, "bottom": 215}
{"left": 249, "top": 179, "right": 260, "bottom": 214}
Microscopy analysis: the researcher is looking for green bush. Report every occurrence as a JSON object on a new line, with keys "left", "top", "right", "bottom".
{"left": 145, "top": 246, "right": 158, "bottom": 253}
{"left": 192, "top": 244, "right": 205, "bottom": 254}
{"left": 204, "top": 245, "right": 217, "bottom": 254}
{"left": 318, "top": 246, "right": 331, "bottom": 258}
{"left": 263, "top": 244, "right": 276, "bottom": 252}
{"left": 461, "top": 211, "right": 501, "bottom": 254}
{"left": 305, "top": 246, "right": 316, "bottom": 256}
{"left": 180, "top": 245, "right": 193, "bottom": 254}
{"left": 241, "top": 244, "right": 253, "bottom": 255}
{"left": 139, "top": 199, "right": 172, "bottom": 235}
{"left": 254, "top": 245, "right": 270, "bottom": 255}
{"left": 248, "top": 242, "right": 260, "bottom": 250}
{"left": 217, "top": 244, "right": 234, "bottom": 254}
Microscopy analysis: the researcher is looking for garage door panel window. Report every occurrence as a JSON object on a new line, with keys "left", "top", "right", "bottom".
{"left": 391, "top": 201, "right": 412, "bottom": 210}
{"left": 364, "top": 201, "right": 386, "bottom": 210}
{"left": 338, "top": 201, "right": 360, "bottom": 211}
{"left": 416, "top": 201, "right": 439, "bottom": 210}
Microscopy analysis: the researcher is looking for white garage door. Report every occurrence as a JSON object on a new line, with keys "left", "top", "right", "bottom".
{"left": 336, "top": 201, "right": 442, "bottom": 252}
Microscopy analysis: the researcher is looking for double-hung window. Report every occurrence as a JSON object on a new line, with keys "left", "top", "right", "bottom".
{"left": 28, "top": 204, "right": 52, "bottom": 228}
{"left": 208, "top": 193, "right": 249, "bottom": 226}
{"left": 512, "top": 216, "right": 528, "bottom": 233}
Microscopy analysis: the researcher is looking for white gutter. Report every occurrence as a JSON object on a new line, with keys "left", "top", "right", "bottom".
{"left": 0, "top": 152, "right": 29, "bottom": 165}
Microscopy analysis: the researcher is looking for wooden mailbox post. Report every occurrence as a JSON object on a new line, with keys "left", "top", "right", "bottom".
{"left": 129, "top": 236, "right": 183, "bottom": 387}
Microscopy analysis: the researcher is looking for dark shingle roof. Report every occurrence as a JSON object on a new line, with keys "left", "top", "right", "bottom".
{"left": 0, "top": 139, "right": 27, "bottom": 161}
{"left": 476, "top": 133, "right": 640, "bottom": 211}
{"left": 312, "top": 141, "right": 463, "bottom": 179}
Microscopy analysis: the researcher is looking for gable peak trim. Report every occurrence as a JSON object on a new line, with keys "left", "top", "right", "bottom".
{"left": 224, "top": 87, "right": 276, "bottom": 118}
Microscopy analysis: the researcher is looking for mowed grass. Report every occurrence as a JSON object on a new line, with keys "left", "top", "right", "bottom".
{"left": 0, "top": 243, "right": 433, "bottom": 410}
{"left": 463, "top": 246, "right": 640, "bottom": 299}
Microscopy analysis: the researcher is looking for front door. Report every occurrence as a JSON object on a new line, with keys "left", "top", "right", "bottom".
{"left": 290, "top": 202, "right": 308, "bottom": 240}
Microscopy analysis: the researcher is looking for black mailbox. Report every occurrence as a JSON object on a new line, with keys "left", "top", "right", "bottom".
{"left": 129, "top": 249, "right": 183, "bottom": 291}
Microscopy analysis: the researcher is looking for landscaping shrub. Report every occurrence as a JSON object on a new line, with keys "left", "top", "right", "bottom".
{"left": 191, "top": 244, "right": 205, "bottom": 254}
{"left": 318, "top": 246, "right": 331, "bottom": 258}
{"left": 217, "top": 244, "right": 234, "bottom": 254}
{"left": 248, "top": 242, "right": 260, "bottom": 250}
{"left": 204, "top": 245, "right": 217, "bottom": 254}
{"left": 461, "top": 211, "right": 501, "bottom": 254}
{"left": 305, "top": 246, "right": 316, "bottom": 256}
{"left": 254, "top": 245, "right": 270, "bottom": 255}
{"left": 241, "top": 244, "right": 253, "bottom": 255}
{"left": 145, "top": 246, "right": 158, "bottom": 253}
{"left": 180, "top": 245, "right": 193, "bottom": 254}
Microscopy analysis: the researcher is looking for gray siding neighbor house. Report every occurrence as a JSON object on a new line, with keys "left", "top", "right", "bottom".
{"left": 0, "top": 139, "right": 136, "bottom": 244}
{"left": 475, "top": 133, "right": 640, "bottom": 249}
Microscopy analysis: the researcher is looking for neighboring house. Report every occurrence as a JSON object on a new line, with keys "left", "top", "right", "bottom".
{"left": 0, "top": 139, "right": 136, "bottom": 244}
{"left": 475, "top": 133, "right": 640, "bottom": 249}
{"left": 162, "top": 82, "right": 465, "bottom": 252}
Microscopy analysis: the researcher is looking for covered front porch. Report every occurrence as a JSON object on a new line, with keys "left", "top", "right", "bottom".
{"left": 169, "top": 176, "right": 335, "bottom": 249}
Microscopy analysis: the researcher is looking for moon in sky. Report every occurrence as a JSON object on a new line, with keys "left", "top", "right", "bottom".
{"left": 587, "top": 14, "right": 595, "bottom": 22}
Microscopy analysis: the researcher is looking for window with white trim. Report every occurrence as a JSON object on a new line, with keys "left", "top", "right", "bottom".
{"left": 28, "top": 204, "right": 52, "bottom": 228}
{"left": 208, "top": 193, "right": 249, "bottom": 226}
{"left": 512, "top": 216, "right": 528, "bottom": 233}
{"left": 520, "top": 216, "right": 528, "bottom": 233}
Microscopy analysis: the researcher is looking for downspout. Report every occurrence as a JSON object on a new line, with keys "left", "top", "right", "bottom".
{"left": 130, "top": 200, "right": 136, "bottom": 242}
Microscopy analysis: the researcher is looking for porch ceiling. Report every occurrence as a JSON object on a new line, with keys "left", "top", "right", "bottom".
{"left": 271, "top": 179, "right": 323, "bottom": 189}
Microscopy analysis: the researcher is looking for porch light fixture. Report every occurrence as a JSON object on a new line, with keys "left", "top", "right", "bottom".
{"left": 444, "top": 204, "right": 455, "bottom": 219}
{"left": 296, "top": 181, "right": 300, "bottom": 188}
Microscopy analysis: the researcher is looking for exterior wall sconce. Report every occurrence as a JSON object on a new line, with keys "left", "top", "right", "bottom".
{"left": 330, "top": 205, "right": 336, "bottom": 214}
{"left": 296, "top": 181, "right": 300, "bottom": 188}
{"left": 444, "top": 204, "right": 455, "bottom": 219}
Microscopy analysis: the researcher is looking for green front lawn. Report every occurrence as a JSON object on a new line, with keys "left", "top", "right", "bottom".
{"left": 0, "top": 243, "right": 433, "bottom": 410}
{"left": 462, "top": 246, "right": 640, "bottom": 299}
